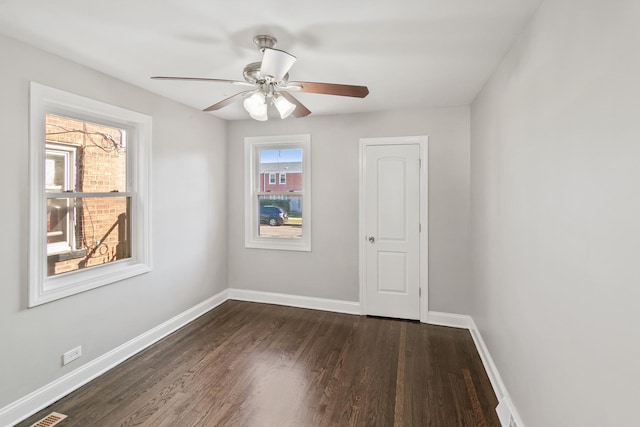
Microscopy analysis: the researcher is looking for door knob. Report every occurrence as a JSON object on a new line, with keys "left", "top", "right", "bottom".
{"left": 368, "top": 236, "right": 375, "bottom": 243}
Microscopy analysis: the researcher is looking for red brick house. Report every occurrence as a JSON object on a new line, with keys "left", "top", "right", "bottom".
{"left": 258, "top": 161, "right": 302, "bottom": 192}
{"left": 259, "top": 161, "right": 302, "bottom": 213}
{"left": 45, "top": 114, "right": 129, "bottom": 276}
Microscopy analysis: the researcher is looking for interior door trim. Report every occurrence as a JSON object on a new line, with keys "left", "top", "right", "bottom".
{"left": 358, "top": 136, "right": 429, "bottom": 322}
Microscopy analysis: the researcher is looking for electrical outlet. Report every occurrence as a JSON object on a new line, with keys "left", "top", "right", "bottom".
{"left": 62, "top": 346, "right": 82, "bottom": 365}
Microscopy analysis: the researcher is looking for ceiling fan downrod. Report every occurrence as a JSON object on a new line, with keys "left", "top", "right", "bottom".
{"left": 253, "top": 35, "right": 278, "bottom": 52}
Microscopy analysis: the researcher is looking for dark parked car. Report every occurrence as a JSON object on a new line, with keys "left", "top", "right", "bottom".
{"left": 260, "top": 205, "right": 288, "bottom": 226}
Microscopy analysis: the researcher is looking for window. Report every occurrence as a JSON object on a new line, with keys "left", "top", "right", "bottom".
{"left": 245, "top": 134, "right": 311, "bottom": 251}
{"left": 29, "top": 83, "right": 151, "bottom": 307}
{"left": 46, "top": 143, "right": 77, "bottom": 255}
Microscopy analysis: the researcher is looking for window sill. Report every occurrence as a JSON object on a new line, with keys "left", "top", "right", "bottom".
{"left": 245, "top": 239, "right": 311, "bottom": 252}
{"left": 47, "top": 248, "right": 88, "bottom": 262}
{"left": 31, "top": 260, "right": 151, "bottom": 307}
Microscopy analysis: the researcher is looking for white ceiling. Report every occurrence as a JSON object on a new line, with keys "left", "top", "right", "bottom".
{"left": 0, "top": 0, "right": 542, "bottom": 120}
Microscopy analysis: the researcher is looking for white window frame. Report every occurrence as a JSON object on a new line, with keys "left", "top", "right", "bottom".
{"left": 29, "top": 82, "right": 152, "bottom": 307}
{"left": 45, "top": 143, "right": 77, "bottom": 255}
{"left": 244, "top": 134, "right": 311, "bottom": 251}
{"left": 268, "top": 173, "right": 276, "bottom": 185}
{"left": 279, "top": 172, "right": 286, "bottom": 185}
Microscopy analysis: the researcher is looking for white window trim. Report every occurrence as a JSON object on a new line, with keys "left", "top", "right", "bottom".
{"left": 279, "top": 173, "right": 286, "bottom": 185}
{"left": 29, "top": 82, "right": 152, "bottom": 307}
{"left": 268, "top": 173, "right": 276, "bottom": 185}
{"left": 244, "top": 134, "right": 311, "bottom": 251}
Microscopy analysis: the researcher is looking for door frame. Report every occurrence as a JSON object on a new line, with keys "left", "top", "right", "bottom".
{"left": 359, "top": 136, "right": 429, "bottom": 322}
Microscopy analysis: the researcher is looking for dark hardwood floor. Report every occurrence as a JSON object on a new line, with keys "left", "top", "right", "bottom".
{"left": 17, "top": 301, "right": 499, "bottom": 426}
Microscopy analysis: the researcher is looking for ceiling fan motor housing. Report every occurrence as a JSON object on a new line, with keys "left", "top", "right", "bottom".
{"left": 243, "top": 62, "right": 262, "bottom": 83}
{"left": 243, "top": 61, "right": 289, "bottom": 85}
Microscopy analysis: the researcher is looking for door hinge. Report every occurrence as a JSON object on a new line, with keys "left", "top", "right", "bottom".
{"left": 419, "top": 288, "right": 422, "bottom": 297}
{"left": 419, "top": 158, "right": 422, "bottom": 168}
{"left": 419, "top": 223, "right": 422, "bottom": 232}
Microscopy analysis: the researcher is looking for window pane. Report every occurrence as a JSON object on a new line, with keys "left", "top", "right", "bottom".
{"left": 258, "top": 148, "right": 302, "bottom": 192}
{"left": 258, "top": 194, "right": 302, "bottom": 239}
{"left": 45, "top": 114, "right": 127, "bottom": 193}
{"left": 47, "top": 198, "right": 69, "bottom": 246}
{"left": 45, "top": 151, "right": 68, "bottom": 191}
{"left": 47, "top": 197, "right": 131, "bottom": 276}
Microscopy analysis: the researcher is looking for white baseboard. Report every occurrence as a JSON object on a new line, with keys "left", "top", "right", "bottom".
{"left": 426, "top": 311, "right": 505, "bottom": 399}
{"left": 466, "top": 317, "right": 507, "bottom": 401}
{"left": 497, "top": 394, "right": 524, "bottom": 427}
{"left": 228, "top": 288, "right": 361, "bottom": 315}
{"left": 2, "top": 289, "right": 523, "bottom": 427}
{"left": 228, "top": 288, "right": 523, "bottom": 426}
{"left": 427, "top": 311, "right": 524, "bottom": 427}
{"left": 426, "top": 310, "right": 473, "bottom": 329}
{"left": 467, "top": 317, "right": 525, "bottom": 427}
{"left": 0, "top": 289, "right": 229, "bottom": 427}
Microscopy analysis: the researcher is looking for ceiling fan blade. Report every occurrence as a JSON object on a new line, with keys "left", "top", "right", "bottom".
{"left": 151, "top": 76, "right": 254, "bottom": 87}
{"left": 260, "top": 48, "right": 297, "bottom": 82}
{"left": 286, "top": 81, "right": 369, "bottom": 98}
{"left": 279, "top": 92, "right": 311, "bottom": 118}
{"left": 203, "top": 91, "right": 254, "bottom": 112}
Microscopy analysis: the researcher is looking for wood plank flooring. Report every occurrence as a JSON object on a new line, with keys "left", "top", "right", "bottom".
{"left": 17, "top": 301, "right": 499, "bottom": 426}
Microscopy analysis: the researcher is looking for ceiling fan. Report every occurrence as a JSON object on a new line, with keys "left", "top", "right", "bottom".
{"left": 151, "top": 35, "right": 369, "bottom": 121}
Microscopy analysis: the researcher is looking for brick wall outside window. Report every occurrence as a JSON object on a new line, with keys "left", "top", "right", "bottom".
{"left": 46, "top": 114, "right": 129, "bottom": 276}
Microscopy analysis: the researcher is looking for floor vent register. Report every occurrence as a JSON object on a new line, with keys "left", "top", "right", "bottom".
{"left": 30, "top": 412, "right": 68, "bottom": 427}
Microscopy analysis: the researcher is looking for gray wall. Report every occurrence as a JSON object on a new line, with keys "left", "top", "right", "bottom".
{"left": 0, "top": 35, "right": 228, "bottom": 408}
{"left": 470, "top": 0, "right": 640, "bottom": 425}
{"left": 227, "top": 108, "right": 471, "bottom": 313}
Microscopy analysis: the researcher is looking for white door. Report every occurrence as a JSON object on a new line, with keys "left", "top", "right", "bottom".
{"left": 363, "top": 143, "right": 421, "bottom": 320}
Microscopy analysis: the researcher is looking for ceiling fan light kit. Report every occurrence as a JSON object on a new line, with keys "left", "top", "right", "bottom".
{"left": 152, "top": 34, "right": 369, "bottom": 120}
{"left": 273, "top": 93, "right": 296, "bottom": 119}
{"left": 243, "top": 92, "right": 268, "bottom": 121}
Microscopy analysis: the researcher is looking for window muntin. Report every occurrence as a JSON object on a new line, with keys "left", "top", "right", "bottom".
{"left": 29, "top": 83, "right": 151, "bottom": 307}
{"left": 245, "top": 135, "right": 311, "bottom": 251}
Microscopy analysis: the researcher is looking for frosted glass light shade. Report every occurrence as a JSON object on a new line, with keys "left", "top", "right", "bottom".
{"left": 273, "top": 94, "right": 296, "bottom": 119}
{"left": 243, "top": 92, "right": 268, "bottom": 121}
